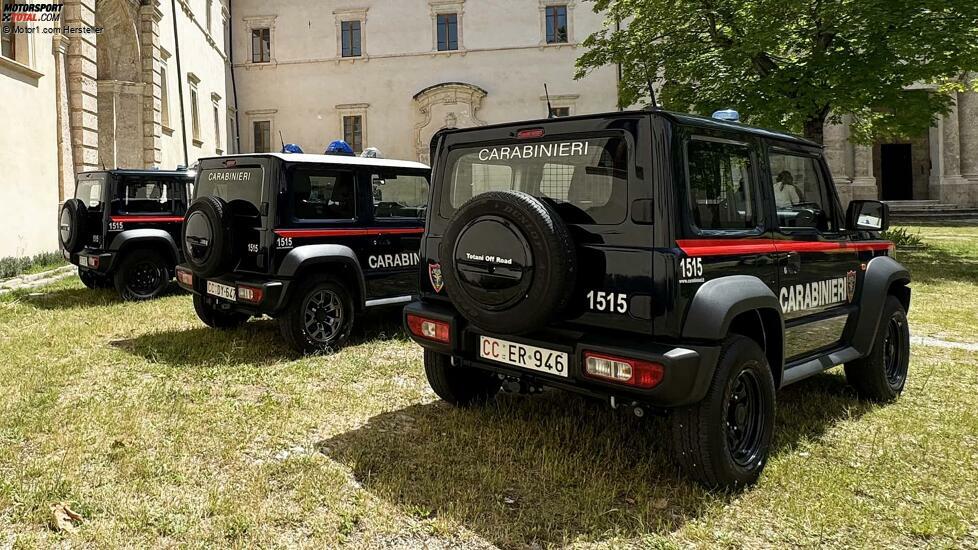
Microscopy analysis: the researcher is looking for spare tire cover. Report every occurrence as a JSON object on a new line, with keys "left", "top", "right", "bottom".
{"left": 59, "top": 199, "right": 87, "bottom": 253}
{"left": 440, "top": 190, "right": 577, "bottom": 335}
{"left": 182, "top": 195, "right": 234, "bottom": 278}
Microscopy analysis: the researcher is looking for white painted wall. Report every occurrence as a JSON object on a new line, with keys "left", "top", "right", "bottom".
{"left": 159, "top": 0, "right": 233, "bottom": 170}
{"left": 0, "top": 24, "right": 60, "bottom": 257}
{"left": 231, "top": 0, "right": 619, "bottom": 161}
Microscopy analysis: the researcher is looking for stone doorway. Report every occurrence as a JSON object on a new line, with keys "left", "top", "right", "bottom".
{"left": 413, "top": 82, "right": 488, "bottom": 163}
{"left": 874, "top": 131, "right": 930, "bottom": 201}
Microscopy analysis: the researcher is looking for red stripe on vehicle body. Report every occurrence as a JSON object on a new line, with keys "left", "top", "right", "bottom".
{"left": 110, "top": 216, "right": 185, "bottom": 223}
{"left": 274, "top": 228, "right": 424, "bottom": 238}
{"left": 676, "top": 239, "right": 892, "bottom": 257}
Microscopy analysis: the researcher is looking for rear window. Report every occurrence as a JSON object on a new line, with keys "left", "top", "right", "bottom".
{"left": 117, "top": 177, "right": 186, "bottom": 214}
{"left": 441, "top": 137, "right": 628, "bottom": 224}
{"left": 75, "top": 175, "right": 106, "bottom": 209}
{"left": 196, "top": 167, "right": 264, "bottom": 207}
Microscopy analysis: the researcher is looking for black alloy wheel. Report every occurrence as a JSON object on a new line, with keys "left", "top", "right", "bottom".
{"left": 279, "top": 275, "right": 355, "bottom": 354}
{"left": 303, "top": 288, "right": 345, "bottom": 344}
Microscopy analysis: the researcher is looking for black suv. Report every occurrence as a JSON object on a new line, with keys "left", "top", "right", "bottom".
{"left": 404, "top": 110, "right": 911, "bottom": 489}
{"left": 176, "top": 153, "right": 430, "bottom": 353}
{"left": 59, "top": 169, "right": 193, "bottom": 300}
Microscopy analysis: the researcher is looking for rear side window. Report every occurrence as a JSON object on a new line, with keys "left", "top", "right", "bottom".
{"left": 291, "top": 169, "right": 356, "bottom": 220}
{"left": 442, "top": 136, "right": 628, "bottom": 224}
{"left": 685, "top": 139, "right": 756, "bottom": 231}
{"left": 117, "top": 177, "right": 185, "bottom": 214}
{"left": 372, "top": 170, "right": 429, "bottom": 219}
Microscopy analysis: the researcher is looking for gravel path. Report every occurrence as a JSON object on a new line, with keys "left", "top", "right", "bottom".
{"left": 0, "top": 265, "right": 75, "bottom": 295}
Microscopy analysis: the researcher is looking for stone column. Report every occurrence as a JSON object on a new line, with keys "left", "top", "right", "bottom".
{"left": 929, "top": 92, "right": 970, "bottom": 204}
{"left": 958, "top": 87, "right": 978, "bottom": 205}
{"left": 823, "top": 115, "right": 853, "bottom": 207}
{"left": 53, "top": 33, "right": 76, "bottom": 202}
{"left": 139, "top": 0, "right": 164, "bottom": 168}
{"left": 63, "top": 0, "right": 99, "bottom": 174}
{"left": 851, "top": 144, "right": 879, "bottom": 200}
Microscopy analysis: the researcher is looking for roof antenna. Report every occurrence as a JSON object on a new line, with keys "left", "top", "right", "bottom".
{"left": 544, "top": 83, "right": 555, "bottom": 118}
{"left": 278, "top": 130, "right": 286, "bottom": 151}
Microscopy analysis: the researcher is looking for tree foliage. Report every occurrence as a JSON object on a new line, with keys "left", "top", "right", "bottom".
{"left": 576, "top": 0, "right": 978, "bottom": 143}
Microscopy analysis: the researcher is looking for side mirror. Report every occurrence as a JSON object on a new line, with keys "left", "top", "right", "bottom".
{"left": 846, "top": 200, "right": 889, "bottom": 231}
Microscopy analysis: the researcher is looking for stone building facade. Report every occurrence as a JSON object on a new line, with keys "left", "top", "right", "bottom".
{"left": 0, "top": 0, "right": 233, "bottom": 257}
{"left": 229, "top": 0, "right": 620, "bottom": 163}
{"left": 2, "top": 0, "right": 977, "bottom": 259}
{"left": 823, "top": 85, "right": 978, "bottom": 208}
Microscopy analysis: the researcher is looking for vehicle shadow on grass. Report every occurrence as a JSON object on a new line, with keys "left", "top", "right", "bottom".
{"left": 15, "top": 282, "right": 185, "bottom": 310}
{"left": 112, "top": 308, "right": 408, "bottom": 367}
{"left": 317, "top": 369, "right": 873, "bottom": 547}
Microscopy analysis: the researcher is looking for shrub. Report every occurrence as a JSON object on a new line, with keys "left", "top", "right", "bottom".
{"left": 881, "top": 227, "right": 925, "bottom": 249}
{"left": 0, "top": 251, "right": 67, "bottom": 280}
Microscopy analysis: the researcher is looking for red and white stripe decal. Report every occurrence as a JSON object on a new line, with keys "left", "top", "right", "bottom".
{"left": 676, "top": 239, "right": 892, "bottom": 257}
{"left": 110, "top": 216, "right": 185, "bottom": 223}
{"left": 274, "top": 228, "right": 424, "bottom": 238}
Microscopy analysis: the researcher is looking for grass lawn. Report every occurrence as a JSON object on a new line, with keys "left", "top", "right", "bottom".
{"left": 0, "top": 226, "right": 976, "bottom": 548}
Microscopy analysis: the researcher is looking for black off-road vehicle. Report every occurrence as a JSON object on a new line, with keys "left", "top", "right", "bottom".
{"left": 59, "top": 169, "right": 193, "bottom": 300}
{"left": 404, "top": 110, "right": 911, "bottom": 489}
{"left": 176, "top": 153, "right": 430, "bottom": 353}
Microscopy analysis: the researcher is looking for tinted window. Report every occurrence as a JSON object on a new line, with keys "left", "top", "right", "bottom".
{"left": 437, "top": 13, "right": 458, "bottom": 51}
{"left": 373, "top": 171, "right": 428, "bottom": 219}
{"left": 197, "top": 168, "right": 264, "bottom": 209}
{"left": 770, "top": 152, "right": 835, "bottom": 231}
{"left": 443, "top": 137, "right": 628, "bottom": 224}
{"left": 118, "top": 177, "right": 185, "bottom": 214}
{"left": 292, "top": 170, "right": 356, "bottom": 220}
{"left": 686, "top": 139, "right": 755, "bottom": 231}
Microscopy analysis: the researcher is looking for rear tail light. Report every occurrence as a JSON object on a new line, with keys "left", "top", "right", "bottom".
{"left": 88, "top": 256, "right": 100, "bottom": 269}
{"left": 237, "top": 285, "right": 264, "bottom": 304}
{"left": 584, "top": 352, "right": 664, "bottom": 389}
{"left": 176, "top": 268, "right": 193, "bottom": 286}
{"left": 406, "top": 314, "right": 450, "bottom": 344}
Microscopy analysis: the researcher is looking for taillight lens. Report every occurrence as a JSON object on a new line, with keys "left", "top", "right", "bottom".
{"left": 406, "top": 314, "right": 450, "bottom": 344}
{"left": 516, "top": 128, "right": 545, "bottom": 139}
{"left": 176, "top": 268, "right": 193, "bottom": 286}
{"left": 88, "top": 256, "right": 100, "bottom": 269}
{"left": 237, "top": 285, "right": 263, "bottom": 304}
{"left": 584, "top": 352, "right": 664, "bottom": 389}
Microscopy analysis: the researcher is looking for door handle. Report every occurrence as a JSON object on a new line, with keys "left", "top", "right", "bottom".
{"left": 783, "top": 251, "right": 801, "bottom": 275}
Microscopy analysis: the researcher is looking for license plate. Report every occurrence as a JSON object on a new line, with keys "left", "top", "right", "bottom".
{"left": 206, "top": 281, "right": 236, "bottom": 301}
{"left": 479, "top": 336, "right": 569, "bottom": 378}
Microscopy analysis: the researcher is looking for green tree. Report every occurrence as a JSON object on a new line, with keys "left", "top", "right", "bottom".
{"left": 576, "top": 0, "right": 978, "bottom": 143}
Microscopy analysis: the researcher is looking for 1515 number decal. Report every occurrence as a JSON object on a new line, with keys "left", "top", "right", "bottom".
{"left": 586, "top": 290, "right": 628, "bottom": 314}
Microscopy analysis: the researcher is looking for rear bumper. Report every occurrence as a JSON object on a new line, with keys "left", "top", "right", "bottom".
{"left": 403, "top": 300, "right": 721, "bottom": 408}
{"left": 64, "top": 248, "right": 115, "bottom": 275}
{"left": 175, "top": 264, "right": 290, "bottom": 316}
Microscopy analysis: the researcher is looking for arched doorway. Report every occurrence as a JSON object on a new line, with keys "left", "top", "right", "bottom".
{"left": 413, "top": 82, "right": 488, "bottom": 163}
{"left": 95, "top": 0, "right": 144, "bottom": 169}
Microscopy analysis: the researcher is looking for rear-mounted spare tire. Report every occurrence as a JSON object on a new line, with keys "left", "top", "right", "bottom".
{"left": 183, "top": 196, "right": 234, "bottom": 278}
{"left": 59, "top": 199, "right": 87, "bottom": 253}
{"left": 440, "top": 190, "right": 577, "bottom": 335}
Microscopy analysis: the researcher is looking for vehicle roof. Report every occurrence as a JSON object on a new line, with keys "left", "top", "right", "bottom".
{"left": 436, "top": 109, "right": 820, "bottom": 149}
{"left": 201, "top": 152, "right": 431, "bottom": 170}
{"left": 78, "top": 169, "right": 193, "bottom": 177}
